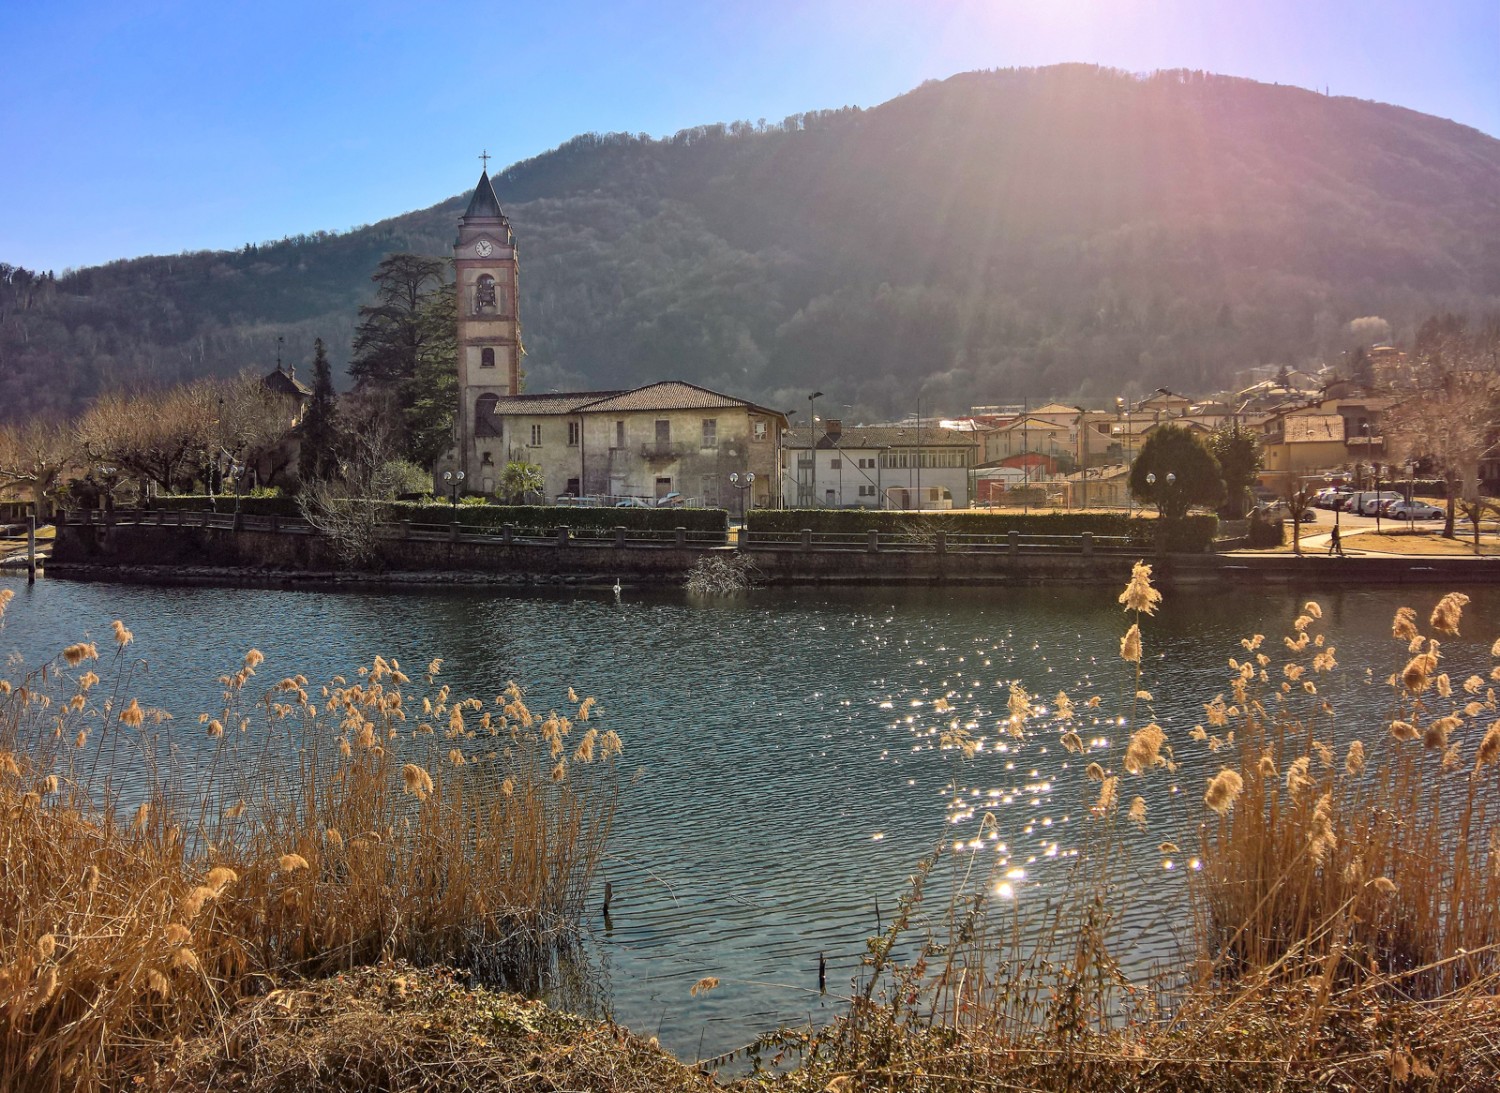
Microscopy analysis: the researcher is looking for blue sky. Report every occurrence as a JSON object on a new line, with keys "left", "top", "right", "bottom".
{"left": 4, "top": 0, "right": 1497, "bottom": 272}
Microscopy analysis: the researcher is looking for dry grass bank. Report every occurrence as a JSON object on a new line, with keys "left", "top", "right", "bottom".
{"left": 0, "top": 586, "right": 621, "bottom": 1091}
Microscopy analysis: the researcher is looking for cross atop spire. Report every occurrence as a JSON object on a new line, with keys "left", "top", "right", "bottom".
{"left": 479, "top": 149, "right": 491, "bottom": 171}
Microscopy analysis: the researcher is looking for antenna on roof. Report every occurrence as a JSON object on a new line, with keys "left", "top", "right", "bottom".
{"left": 276, "top": 335, "right": 283, "bottom": 371}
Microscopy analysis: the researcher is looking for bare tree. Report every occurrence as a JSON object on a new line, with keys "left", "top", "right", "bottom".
{"left": 0, "top": 420, "right": 74, "bottom": 518}
{"left": 75, "top": 382, "right": 217, "bottom": 494}
{"left": 1385, "top": 359, "right": 1500, "bottom": 539}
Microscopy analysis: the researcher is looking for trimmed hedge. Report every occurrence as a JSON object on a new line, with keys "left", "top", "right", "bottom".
{"left": 151, "top": 496, "right": 301, "bottom": 517}
{"left": 748, "top": 508, "right": 1219, "bottom": 552}
{"left": 147, "top": 496, "right": 728, "bottom": 537}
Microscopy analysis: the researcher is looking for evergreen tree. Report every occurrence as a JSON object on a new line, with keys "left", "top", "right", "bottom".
{"left": 1206, "top": 421, "right": 1262, "bottom": 519}
{"left": 299, "top": 338, "right": 338, "bottom": 483}
{"left": 1129, "top": 423, "right": 1225, "bottom": 522}
{"left": 348, "top": 254, "right": 453, "bottom": 462}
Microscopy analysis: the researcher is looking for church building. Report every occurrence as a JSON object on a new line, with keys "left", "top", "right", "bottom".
{"left": 449, "top": 167, "right": 787, "bottom": 508}
{"left": 452, "top": 169, "right": 522, "bottom": 494}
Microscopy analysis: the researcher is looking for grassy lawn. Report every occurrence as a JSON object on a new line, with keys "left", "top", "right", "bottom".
{"left": 1343, "top": 529, "right": 1500, "bottom": 556}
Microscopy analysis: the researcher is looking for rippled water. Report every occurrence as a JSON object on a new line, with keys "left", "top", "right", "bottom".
{"left": 2, "top": 574, "right": 1497, "bottom": 1063}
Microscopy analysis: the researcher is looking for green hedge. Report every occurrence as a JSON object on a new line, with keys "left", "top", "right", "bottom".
{"left": 748, "top": 508, "right": 1218, "bottom": 552}
{"left": 151, "top": 496, "right": 302, "bottom": 517}
{"left": 147, "top": 496, "right": 728, "bottom": 537}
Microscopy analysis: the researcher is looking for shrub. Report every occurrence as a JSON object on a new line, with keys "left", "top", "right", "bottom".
{"left": 748, "top": 509, "right": 1218, "bottom": 552}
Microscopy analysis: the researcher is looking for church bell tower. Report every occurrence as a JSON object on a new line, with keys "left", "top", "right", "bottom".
{"left": 454, "top": 162, "right": 521, "bottom": 492}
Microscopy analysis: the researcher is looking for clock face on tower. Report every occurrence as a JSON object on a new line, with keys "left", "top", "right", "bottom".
{"left": 475, "top": 239, "right": 493, "bottom": 257}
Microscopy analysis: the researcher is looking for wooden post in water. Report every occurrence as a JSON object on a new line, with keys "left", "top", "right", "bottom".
{"left": 818, "top": 952, "right": 826, "bottom": 994}
{"left": 26, "top": 515, "right": 36, "bottom": 584}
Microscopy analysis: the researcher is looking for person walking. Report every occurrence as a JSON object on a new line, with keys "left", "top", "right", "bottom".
{"left": 1328, "top": 524, "right": 1346, "bottom": 557}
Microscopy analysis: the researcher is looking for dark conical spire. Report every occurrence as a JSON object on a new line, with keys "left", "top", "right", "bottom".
{"left": 463, "top": 170, "right": 505, "bottom": 221}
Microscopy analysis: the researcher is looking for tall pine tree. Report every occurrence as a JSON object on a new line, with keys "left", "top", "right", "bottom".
{"left": 299, "top": 338, "right": 338, "bottom": 483}
{"left": 348, "top": 254, "right": 455, "bottom": 463}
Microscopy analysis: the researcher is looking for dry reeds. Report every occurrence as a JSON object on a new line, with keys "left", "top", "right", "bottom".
{"left": 0, "top": 599, "right": 621, "bottom": 1092}
{"left": 768, "top": 571, "right": 1500, "bottom": 1092}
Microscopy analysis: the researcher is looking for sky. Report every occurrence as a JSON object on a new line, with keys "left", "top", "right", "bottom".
{"left": 4, "top": 0, "right": 1497, "bottom": 273}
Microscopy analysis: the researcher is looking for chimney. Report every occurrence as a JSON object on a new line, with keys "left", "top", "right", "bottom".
{"left": 825, "top": 418, "right": 842, "bottom": 439}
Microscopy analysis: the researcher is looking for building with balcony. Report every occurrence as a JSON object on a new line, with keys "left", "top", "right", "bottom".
{"left": 474, "top": 381, "right": 787, "bottom": 512}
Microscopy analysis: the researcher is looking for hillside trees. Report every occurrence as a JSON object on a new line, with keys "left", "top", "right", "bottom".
{"left": 348, "top": 255, "right": 456, "bottom": 465}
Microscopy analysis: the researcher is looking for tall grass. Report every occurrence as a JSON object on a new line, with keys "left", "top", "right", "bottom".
{"left": 0, "top": 587, "right": 621, "bottom": 1091}
{"left": 758, "top": 567, "right": 1500, "bottom": 1091}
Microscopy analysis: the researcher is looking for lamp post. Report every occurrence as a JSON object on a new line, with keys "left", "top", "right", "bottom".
{"left": 915, "top": 391, "right": 923, "bottom": 511}
{"left": 808, "top": 391, "right": 823, "bottom": 508}
{"left": 1146, "top": 471, "right": 1176, "bottom": 553}
{"left": 728, "top": 471, "right": 755, "bottom": 522}
{"left": 442, "top": 469, "right": 465, "bottom": 510}
{"left": 1326, "top": 473, "right": 1342, "bottom": 538}
{"left": 1074, "top": 406, "right": 1089, "bottom": 510}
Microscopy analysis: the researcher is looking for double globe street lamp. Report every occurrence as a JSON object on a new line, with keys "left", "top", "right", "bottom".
{"left": 728, "top": 470, "right": 756, "bottom": 522}
{"left": 442, "top": 469, "right": 466, "bottom": 510}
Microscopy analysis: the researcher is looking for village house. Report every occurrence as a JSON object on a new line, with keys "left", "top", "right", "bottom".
{"left": 781, "top": 419, "right": 976, "bottom": 509}
{"left": 1253, "top": 395, "right": 1396, "bottom": 493}
{"left": 477, "top": 381, "right": 786, "bottom": 513}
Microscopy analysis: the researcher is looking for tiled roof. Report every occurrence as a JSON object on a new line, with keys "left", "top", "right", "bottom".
{"left": 578, "top": 381, "right": 766, "bottom": 413}
{"left": 487, "top": 392, "right": 625, "bottom": 416}
{"left": 1282, "top": 414, "right": 1345, "bottom": 443}
{"left": 783, "top": 425, "right": 978, "bottom": 450}
{"left": 483, "top": 381, "right": 788, "bottom": 419}
{"left": 262, "top": 366, "right": 312, "bottom": 398}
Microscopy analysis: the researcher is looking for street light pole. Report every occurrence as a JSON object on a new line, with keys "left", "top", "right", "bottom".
{"left": 916, "top": 391, "right": 922, "bottom": 512}
{"left": 1074, "top": 406, "right": 1089, "bottom": 510}
{"left": 808, "top": 391, "right": 823, "bottom": 508}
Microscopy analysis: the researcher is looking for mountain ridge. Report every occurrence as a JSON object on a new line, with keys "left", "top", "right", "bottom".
{"left": 4, "top": 64, "right": 1498, "bottom": 424}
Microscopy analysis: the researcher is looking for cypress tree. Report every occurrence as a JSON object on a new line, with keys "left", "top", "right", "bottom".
{"left": 299, "top": 338, "right": 338, "bottom": 483}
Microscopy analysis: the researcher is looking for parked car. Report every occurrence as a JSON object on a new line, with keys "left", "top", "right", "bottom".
{"left": 1384, "top": 500, "right": 1444, "bottom": 521}
{"left": 1254, "top": 500, "right": 1317, "bottom": 523}
{"left": 1314, "top": 488, "right": 1353, "bottom": 509}
{"left": 1352, "top": 491, "right": 1404, "bottom": 516}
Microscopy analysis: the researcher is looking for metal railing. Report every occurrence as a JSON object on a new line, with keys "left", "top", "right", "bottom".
{"left": 66, "top": 508, "right": 1146, "bottom": 556}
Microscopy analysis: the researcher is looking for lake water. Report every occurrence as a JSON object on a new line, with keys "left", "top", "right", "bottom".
{"left": 2, "top": 573, "right": 1497, "bottom": 1064}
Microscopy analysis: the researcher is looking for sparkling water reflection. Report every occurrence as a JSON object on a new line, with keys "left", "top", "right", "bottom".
{"left": 2, "top": 575, "right": 1497, "bottom": 1063}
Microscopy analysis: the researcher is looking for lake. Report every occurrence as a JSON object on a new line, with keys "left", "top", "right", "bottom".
{"left": 2, "top": 573, "right": 1497, "bottom": 1064}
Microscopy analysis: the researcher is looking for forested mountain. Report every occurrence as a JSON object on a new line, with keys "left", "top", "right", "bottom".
{"left": 5, "top": 64, "right": 1500, "bottom": 424}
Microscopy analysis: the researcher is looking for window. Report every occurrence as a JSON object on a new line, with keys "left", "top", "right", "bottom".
{"left": 700, "top": 474, "right": 719, "bottom": 506}
{"left": 797, "top": 455, "right": 812, "bottom": 467}
{"left": 565, "top": 477, "right": 580, "bottom": 497}
{"left": 480, "top": 347, "right": 495, "bottom": 368}
{"left": 829, "top": 458, "right": 842, "bottom": 470}
{"left": 481, "top": 451, "right": 494, "bottom": 465}
{"left": 753, "top": 420, "right": 768, "bottom": 441}
{"left": 568, "top": 421, "right": 580, "bottom": 446}
{"left": 701, "top": 418, "right": 717, "bottom": 448}
{"left": 615, "top": 420, "right": 625, "bottom": 449}
{"left": 474, "top": 393, "right": 501, "bottom": 437}
{"left": 655, "top": 420, "right": 670, "bottom": 446}
{"left": 529, "top": 423, "right": 542, "bottom": 446}
{"left": 858, "top": 485, "right": 875, "bottom": 497}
